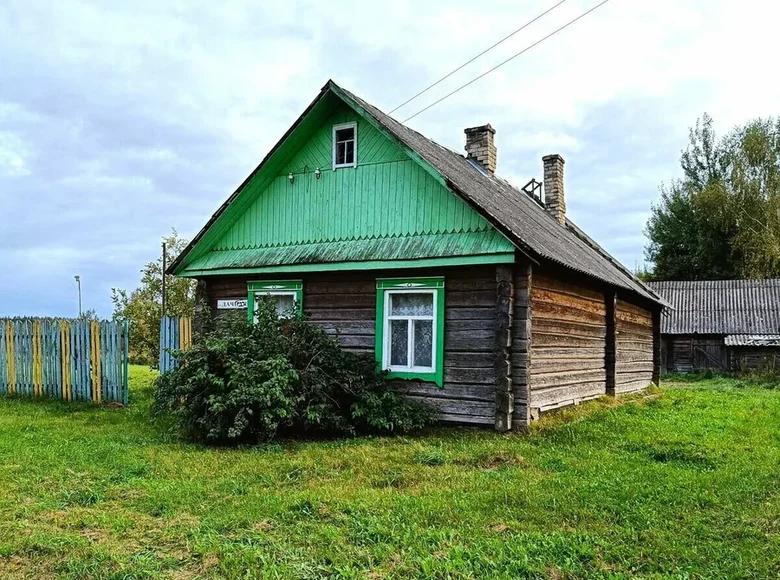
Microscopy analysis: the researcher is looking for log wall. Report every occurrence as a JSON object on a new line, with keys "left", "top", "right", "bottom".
{"left": 198, "top": 262, "right": 659, "bottom": 427}
{"left": 528, "top": 274, "right": 607, "bottom": 413}
{"left": 615, "top": 299, "right": 654, "bottom": 393}
{"left": 201, "top": 266, "right": 500, "bottom": 426}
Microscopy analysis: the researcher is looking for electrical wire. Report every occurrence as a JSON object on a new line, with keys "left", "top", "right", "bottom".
{"left": 401, "top": 0, "right": 613, "bottom": 123}
{"left": 389, "top": 0, "right": 570, "bottom": 115}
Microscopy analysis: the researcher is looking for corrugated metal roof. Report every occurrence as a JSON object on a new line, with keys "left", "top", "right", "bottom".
{"left": 171, "top": 80, "right": 665, "bottom": 306}
{"left": 724, "top": 334, "right": 780, "bottom": 346}
{"left": 648, "top": 279, "right": 780, "bottom": 334}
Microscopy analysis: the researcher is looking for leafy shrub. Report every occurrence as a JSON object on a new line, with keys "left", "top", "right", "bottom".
{"left": 154, "top": 304, "right": 435, "bottom": 444}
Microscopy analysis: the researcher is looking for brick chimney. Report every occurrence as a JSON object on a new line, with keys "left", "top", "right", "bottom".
{"left": 543, "top": 154, "right": 566, "bottom": 225}
{"left": 464, "top": 124, "right": 497, "bottom": 175}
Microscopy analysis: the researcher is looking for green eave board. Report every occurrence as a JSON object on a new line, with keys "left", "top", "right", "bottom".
{"left": 176, "top": 92, "right": 516, "bottom": 277}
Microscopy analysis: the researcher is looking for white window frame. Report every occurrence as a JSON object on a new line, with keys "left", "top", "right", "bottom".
{"left": 332, "top": 122, "right": 357, "bottom": 169}
{"left": 382, "top": 288, "right": 437, "bottom": 373}
{"left": 253, "top": 290, "right": 298, "bottom": 321}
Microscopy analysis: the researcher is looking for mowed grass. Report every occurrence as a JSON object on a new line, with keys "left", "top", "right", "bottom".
{"left": 0, "top": 368, "right": 778, "bottom": 579}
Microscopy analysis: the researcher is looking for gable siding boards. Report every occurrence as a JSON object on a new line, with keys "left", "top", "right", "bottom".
{"left": 182, "top": 105, "right": 513, "bottom": 275}
{"left": 203, "top": 267, "right": 498, "bottom": 426}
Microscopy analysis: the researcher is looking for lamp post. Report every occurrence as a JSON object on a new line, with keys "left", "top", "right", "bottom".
{"left": 74, "top": 275, "right": 82, "bottom": 317}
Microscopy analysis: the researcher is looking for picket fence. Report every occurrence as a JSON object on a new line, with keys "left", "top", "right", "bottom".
{"left": 159, "top": 316, "right": 193, "bottom": 373}
{"left": 0, "top": 318, "right": 129, "bottom": 403}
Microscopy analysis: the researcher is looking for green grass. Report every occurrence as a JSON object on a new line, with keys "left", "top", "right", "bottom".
{"left": 0, "top": 368, "right": 778, "bottom": 579}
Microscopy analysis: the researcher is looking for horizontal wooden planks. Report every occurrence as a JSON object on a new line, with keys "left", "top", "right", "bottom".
{"left": 529, "top": 274, "right": 606, "bottom": 409}
{"left": 615, "top": 299, "right": 653, "bottom": 393}
{"left": 202, "top": 266, "right": 499, "bottom": 426}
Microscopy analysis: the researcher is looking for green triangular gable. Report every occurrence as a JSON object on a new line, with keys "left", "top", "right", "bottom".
{"left": 175, "top": 86, "right": 515, "bottom": 276}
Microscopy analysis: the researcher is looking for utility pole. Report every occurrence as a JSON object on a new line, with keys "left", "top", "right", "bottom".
{"left": 74, "top": 275, "right": 82, "bottom": 317}
{"left": 161, "top": 242, "right": 167, "bottom": 319}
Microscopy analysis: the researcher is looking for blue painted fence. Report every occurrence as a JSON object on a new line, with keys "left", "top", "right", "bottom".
{"left": 0, "top": 318, "right": 129, "bottom": 404}
{"left": 159, "top": 316, "right": 193, "bottom": 373}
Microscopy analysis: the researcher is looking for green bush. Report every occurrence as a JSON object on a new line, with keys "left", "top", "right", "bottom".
{"left": 154, "top": 304, "right": 435, "bottom": 444}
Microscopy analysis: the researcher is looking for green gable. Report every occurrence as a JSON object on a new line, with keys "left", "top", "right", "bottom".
{"left": 175, "top": 90, "right": 515, "bottom": 277}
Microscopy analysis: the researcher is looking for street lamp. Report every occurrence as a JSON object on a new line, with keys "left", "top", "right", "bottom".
{"left": 74, "top": 275, "right": 82, "bottom": 317}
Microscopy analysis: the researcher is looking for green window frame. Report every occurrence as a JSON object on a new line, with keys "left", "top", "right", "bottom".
{"left": 247, "top": 280, "right": 303, "bottom": 322}
{"left": 375, "top": 277, "right": 445, "bottom": 387}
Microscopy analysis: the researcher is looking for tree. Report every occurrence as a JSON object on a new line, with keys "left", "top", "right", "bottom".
{"left": 112, "top": 230, "right": 195, "bottom": 366}
{"left": 645, "top": 114, "right": 780, "bottom": 280}
{"left": 77, "top": 308, "right": 100, "bottom": 322}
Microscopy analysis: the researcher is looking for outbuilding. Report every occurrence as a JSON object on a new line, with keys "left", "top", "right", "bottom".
{"left": 648, "top": 279, "right": 780, "bottom": 373}
{"left": 169, "top": 80, "right": 666, "bottom": 430}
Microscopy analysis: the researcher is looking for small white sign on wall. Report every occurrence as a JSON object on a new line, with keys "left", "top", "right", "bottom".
{"left": 217, "top": 298, "right": 248, "bottom": 310}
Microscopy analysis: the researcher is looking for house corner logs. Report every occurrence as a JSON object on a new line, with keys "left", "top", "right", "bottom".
{"left": 605, "top": 291, "right": 617, "bottom": 396}
{"left": 652, "top": 307, "right": 661, "bottom": 385}
{"left": 494, "top": 264, "right": 514, "bottom": 431}
{"left": 511, "top": 262, "right": 532, "bottom": 430}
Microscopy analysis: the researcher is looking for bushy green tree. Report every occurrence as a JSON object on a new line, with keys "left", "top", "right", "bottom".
{"left": 111, "top": 230, "right": 195, "bottom": 365}
{"left": 645, "top": 114, "right": 780, "bottom": 280}
{"left": 154, "top": 305, "right": 435, "bottom": 444}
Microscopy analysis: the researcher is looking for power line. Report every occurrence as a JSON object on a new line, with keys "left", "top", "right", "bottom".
{"left": 389, "top": 0, "right": 571, "bottom": 115}
{"left": 401, "top": 0, "right": 613, "bottom": 124}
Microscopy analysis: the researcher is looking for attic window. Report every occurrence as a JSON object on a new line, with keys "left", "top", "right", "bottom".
{"left": 333, "top": 122, "right": 357, "bottom": 169}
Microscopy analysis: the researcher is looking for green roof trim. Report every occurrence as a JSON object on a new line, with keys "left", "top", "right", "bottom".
{"left": 178, "top": 252, "right": 514, "bottom": 278}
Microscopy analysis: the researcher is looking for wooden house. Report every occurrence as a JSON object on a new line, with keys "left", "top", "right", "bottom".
{"left": 169, "top": 80, "right": 667, "bottom": 430}
{"left": 649, "top": 279, "right": 780, "bottom": 372}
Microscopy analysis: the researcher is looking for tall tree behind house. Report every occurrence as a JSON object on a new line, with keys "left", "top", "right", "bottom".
{"left": 645, "top": 114, "right": 780, "bottom": 280}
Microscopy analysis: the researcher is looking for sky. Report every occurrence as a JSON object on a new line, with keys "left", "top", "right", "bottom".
{"left": 1, "top": 0, "right": 778, "bottom": 318}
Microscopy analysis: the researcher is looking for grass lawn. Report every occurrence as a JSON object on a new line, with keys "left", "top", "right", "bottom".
{"left": 0, "top": 367, "right": 777, "bottom": 579}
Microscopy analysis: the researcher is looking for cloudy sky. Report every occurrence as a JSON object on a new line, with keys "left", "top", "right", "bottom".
{"left": 1, "top": 0, "right": 777, "bottom": 317}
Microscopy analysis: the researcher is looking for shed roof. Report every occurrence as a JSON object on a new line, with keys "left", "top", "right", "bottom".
{"left": 647, "top": 279, "right": 780, "bottom": 334}
{"left": 724, "top": 334, "right": 780, "bottom": 347}
{"left": 170, "top": 80, "right": 664, "bottom": 306}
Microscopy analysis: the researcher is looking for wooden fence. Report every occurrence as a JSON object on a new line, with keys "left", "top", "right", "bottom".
{"left": 159, "top": 316, "right": 193, "bottom": 373}
{"left": 0, "top": 318, "right": 129, "bottom": 403}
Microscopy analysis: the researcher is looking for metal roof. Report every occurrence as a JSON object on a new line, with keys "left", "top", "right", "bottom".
{"left": 724, "top": 334, "right": 780, "bottom": 347}
{"left": 648, "top": 279, "right": 780, "bottom": 334}
{"left": 336, "top": 84, "right": 664, "bottom": 306}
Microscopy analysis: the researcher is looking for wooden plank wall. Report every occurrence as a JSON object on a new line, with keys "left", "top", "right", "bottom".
{"left": 529, "top": 274, "right": 607, "bottom": 413}
{"left": 204, "top": 266, "right": 498, "bottom": 426}
{"left": 159, "top": 316, "right": 193, "bottom": 373}
{"left": 731, "top": 347, "right": 780, "bottom": 371}
{"left": 0, "top": 318, "right": 129, "bottom": 403}
{"left": 615, "top": 299, "right": 654, "bottom": 393}
{"left": 662, "top": 334, "right": 728, "bottom": 373}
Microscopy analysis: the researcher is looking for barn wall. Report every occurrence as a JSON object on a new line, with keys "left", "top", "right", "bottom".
{"left": 662, "top": 335, "right": 726, "bottom": 373}
{"left": 201, "top": 265, "right": 500, "bottom": 426}
{"left": 615, "top": 299, "right": 654, "bottom": 393}
{"left": 528, "top": 273, "right": 607, "bottom": 414}
{"left": 730, "top": 347, "right": 780, "bottom": 371}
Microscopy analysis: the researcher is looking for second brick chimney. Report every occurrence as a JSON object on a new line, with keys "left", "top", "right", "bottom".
{"left": 543, "top": 154, "right": 566, "bottom": 225}
{"left": 464, "top": 124, "right": 497, "bottom": 175}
